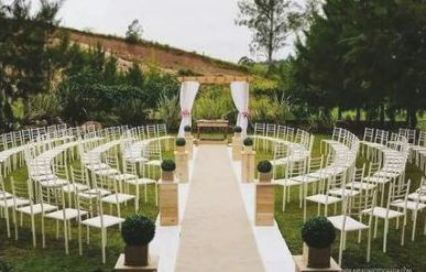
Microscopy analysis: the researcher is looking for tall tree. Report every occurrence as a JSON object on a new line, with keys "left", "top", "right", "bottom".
{"left": 125, "top": 19, "right": 143, "bottom": 43}
{"left": 235, "top": 0, "right": 303, "bottom": 67}
{"left": 0, "top": 0, "right": 61, "bottom": 129}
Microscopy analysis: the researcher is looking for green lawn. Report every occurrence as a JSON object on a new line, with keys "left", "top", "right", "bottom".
{"left": 255, "top": 134, "right": 426, "bottom": 271}
{"left": 0, "top": 135, "right": 425, "bottom": 271}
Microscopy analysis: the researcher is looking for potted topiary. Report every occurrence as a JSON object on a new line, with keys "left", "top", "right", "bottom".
{"left": 234, "top": 126, "right": 242, "bottom": 136}
{"left": 175, "top": 137, "right": 186, "bottom": 152}
{"left": 121, "top": 215, "right": 156, "bottom": 266}
{"left": 184, "top": 125, "right": 192, "bottom": 137}
{"left": 257, "top": 160, "right": 273, "bottom": 182}
{"left": 301, "top": 217, "right": 336, "bottom": 268}
{"left": 243, "top": 137, "right": 253, "bottom": 151}
{"left": 161, "top": 159, "right": 176, "bottom": 182}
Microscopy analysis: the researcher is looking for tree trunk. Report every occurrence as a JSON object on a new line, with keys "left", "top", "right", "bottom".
{"left": 356, "top": 107, "right": 361, "bottom": 122}
{"left": 407, "top": 107, "right": 417, "bottom": 129}
{"left": 337, "top": 107, "right": 342, "bottom": 120}
{"left": 379, "top": 104, "right": 385, "bottom": 125}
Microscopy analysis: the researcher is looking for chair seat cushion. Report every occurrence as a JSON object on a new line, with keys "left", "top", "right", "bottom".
{"left": 362, "top": 207, "right": 404, "bottom": 219}
{"left": 82, "top": 215, "right": 124, "bottom": 228}
{"left": 0, "top": 197, "right": 30, "bottom": 208}
{"left": 328, "top": 215, "right": 369, "bottom": 232}
{"left": 391, "top": 200, "right": 426, "bottom": 211}
{"left": 45, "top": 208, "right": 88, "bottom": 220}
{"left": 62, "top": 183, "right": 89, "bottom": 193}
{"left": 101, "top": 193, "right": 135, "bottom": 204}
{"left": 305, "top": 194, "right": 342, "bottom": 205}
{"left": 328, "top": 188, "right": 360, "bottom": 197}
{"left": 111, "top": 174, "right": 138, "bottom": 181}
{"left": 126, "top": 178, "right": 157, "bottom": 185}
{"left": 17, "top": 203, "right": 57, "bottom": 215}
{"left": 273, "top": 178, "right": 300, "bottom": 187}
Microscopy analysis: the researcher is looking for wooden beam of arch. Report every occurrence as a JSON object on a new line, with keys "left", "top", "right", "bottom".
{"left": 178, "top": 75, "right": 252, "bottom": 85}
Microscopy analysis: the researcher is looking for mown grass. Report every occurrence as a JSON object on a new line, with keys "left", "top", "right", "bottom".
{"left": 1, "top": 135, "right": 425, "bottom": 271}
{"left": 255, "top": 134, "right": 426, "bottom": 271}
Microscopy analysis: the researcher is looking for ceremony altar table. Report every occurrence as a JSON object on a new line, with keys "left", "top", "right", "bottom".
{"left": 196, "top": 119, "right": 229, "bottom": 143}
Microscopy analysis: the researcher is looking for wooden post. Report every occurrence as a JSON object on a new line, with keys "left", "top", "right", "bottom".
{"left": 184, "top": 134, "right": 194, "bottom": 159}
{"left": 255, "top": 183, "right": 275, "bottom": 226}
{"left": 241, "top": 150, "right": 255, "bottom": 183}
{"left": 232, "top": 134, "right": 242, "bottom": 161}
{"left": 174, "top": 150, "right": 189, "bottom": 183}
{"left": 159, "top": 181, "right": 179, "bottom": 226}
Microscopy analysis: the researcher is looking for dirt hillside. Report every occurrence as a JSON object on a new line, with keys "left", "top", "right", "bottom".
{"left": 66, "top": 29, "right": 248, "bottom": 76}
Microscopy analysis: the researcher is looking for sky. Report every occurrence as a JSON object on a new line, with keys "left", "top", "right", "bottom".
{"left": 30, "top": 0, "right": 295, "bottom": 63}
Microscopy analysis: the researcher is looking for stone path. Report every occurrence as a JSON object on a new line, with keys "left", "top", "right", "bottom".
{"left": 175, "top": 145, "right": 265, "bottom": 272}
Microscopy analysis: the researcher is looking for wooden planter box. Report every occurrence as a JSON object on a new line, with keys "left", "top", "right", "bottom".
{"left": 258, "top": 172, "right": 272, "bottom": 183}
{"left": 124, "top": 245, "right": 148, "bottom": 266}
{"left": 241, "top": 150, "right": 255, "bottom": 183}
{"left": 185, "top": 135, "right": 194, "bottom": 159}
{"left": 303, "top": 243, "right": 332, "bottom": 269}
{"left": 161, "top": 171, "right": 174, "bottom": 183}
{"left": 175, "top": 150, "right": 189, "bottom": 183}
{"left": 255, "top": 183, "right": 275, "bottom": 226}
{"left": 159, "top": 182, "right": 179, "bottom": 226}
{"left": 232, "top": 135, "right": 242, "bottom": 161}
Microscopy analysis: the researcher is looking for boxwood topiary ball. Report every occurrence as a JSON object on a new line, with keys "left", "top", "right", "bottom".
{"left": 161, "top": 159, "right": 176, "bottom": 171}
{"left": 184, "top": 125, "right": 192, "bottom": 132}
{"left": 121, "top": 215, "right": 156, "bottom": 246}
{"left": 301, "top": 216, "right": 336, "bottom": 249}
{"left": 243, "top": 137, "right": 253, "bottom": 146}
{"left": 257, "top": 160, "right": 272, "bottom": 173}
{"left": 176, "top": 137, "right": 186, "bottom": 146}
{"left": 234, "top": 126, "right": 242, "bottom": 133}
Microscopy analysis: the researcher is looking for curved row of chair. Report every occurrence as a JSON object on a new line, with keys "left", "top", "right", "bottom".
{"left": 0, "top": 124, "right": 171, "bottom": 264}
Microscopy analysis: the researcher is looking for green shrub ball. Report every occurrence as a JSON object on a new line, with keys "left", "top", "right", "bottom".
{"left": 121, "top": 215, "right": 156, "bottom": 246}
{"left": 161, "top": 159, "right": 176, "bottom": 171}
{"left": 243, "top": 137, "right": 253, "bottom": 146}
{"left": 257, "top": 160, "right": 272, "bottom": 173}
{"left": 301, "top": 217, "right": 336, "bottom": 249}
{"left": 175, "top": 137, "right": 186, "bottom": 146}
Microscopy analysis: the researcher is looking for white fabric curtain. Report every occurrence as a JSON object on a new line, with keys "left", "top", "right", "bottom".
{"left": 230, "top": 81, "right": 250, "bottom": 136}
{"left": 178, "top": 81, "right": 200, "bottom": 137}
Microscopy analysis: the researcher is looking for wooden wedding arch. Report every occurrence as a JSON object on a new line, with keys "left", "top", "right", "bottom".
{"left": 177, "top": 75, "right": 251, "bottom": 85}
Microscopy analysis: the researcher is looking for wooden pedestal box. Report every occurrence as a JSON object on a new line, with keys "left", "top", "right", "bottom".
{"left": 159, "top": 182, "right": 179, "bottom": 226}
{"left": 114, "top": 254, "right": 158, "bottom": 272}
{"left": 185, "top": 135, "right": 193, "bottom": 159}
{"left": 174, "top": 151, "right": 189, "bottom": 183}
{"left": 232, "top": 136, "right": 242, "bottom": 160}
{"left": 255, "top": 183, "right": 275, "bottom": 226}
{"left": 241, "top": 150, "right": 255, "bottom": 183}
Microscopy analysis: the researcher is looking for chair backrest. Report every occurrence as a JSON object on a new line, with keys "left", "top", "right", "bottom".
{"left": 348, "top": 186, "right": 377, "bottom": 217}
{"left": 368, "top": 162, "right": 381, "bottom": 176}
{"left": 71, "top": 166, "right": 88, "bottom": 186}
{"left": 285, "top": 127, "right": 295, "bottom": 142}
{"left": 11, "top": 177, "right": 31, "bottom": 200}
{"left": 254, "top": 123, "right": 266, "bottom": 136}
{"left": 417, "top": 131, "right": 426, "bottom": 147}
{"left": 389, "top": 178, "right": 410, "bottom": 205}
{"left": 308, "top": 156, "right": 323, "bottom": 173}
{"left": 276, "top": 125, "right": 286, "bottom": 139}
{"left": 146, "top": 124, "right": 157, "bottom": 139}
{"left": 286, "top": 160, "right": 306, "bottom": 179}
{"left": 266, "top": 124, "right": 277, "bottom": 138}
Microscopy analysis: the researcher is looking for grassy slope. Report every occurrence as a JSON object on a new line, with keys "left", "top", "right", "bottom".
{"left": 1, "top": 135, "right": 425, "bottom": 271}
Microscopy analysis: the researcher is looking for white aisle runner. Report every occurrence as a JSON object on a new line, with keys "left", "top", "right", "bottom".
{"left": 175, "top": 145, "right": 265, "bottom": 272}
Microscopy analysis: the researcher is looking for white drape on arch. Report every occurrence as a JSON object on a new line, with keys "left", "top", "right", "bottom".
{"left": 230, "top": 81, "right": 250, "bottom": 136}
{"left": 178, "top": 81, "right": 200, "bottom": 137}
